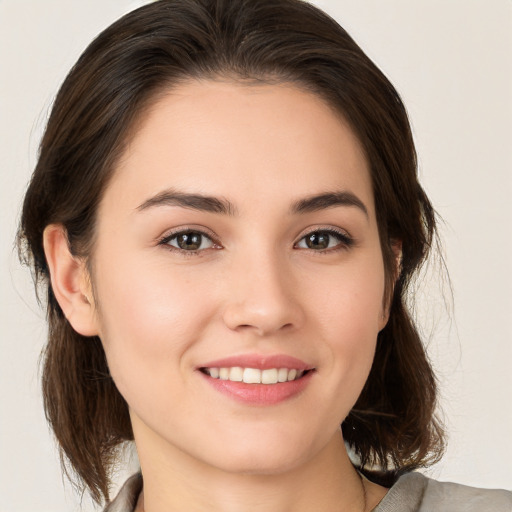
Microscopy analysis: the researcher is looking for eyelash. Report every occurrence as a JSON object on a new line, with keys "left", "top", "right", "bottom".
{"left": 158, "top": 227, "right": 221, "bottom": 257}
{"left": 294, "top": 227, "right": 354, "bottom": 253}
{"left": 158, "top": 227, "right": 354, "bottom": 256}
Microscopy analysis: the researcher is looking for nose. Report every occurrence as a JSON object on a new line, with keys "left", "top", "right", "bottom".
{"left": 222, "top": 250, "right": 305, "bottom": 336}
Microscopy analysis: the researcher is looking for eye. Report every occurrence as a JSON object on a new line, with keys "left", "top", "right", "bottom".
{"left": 161, "top": 230, "right": 216, "bottom": 252}
{"left": 295, "top": 229, "right": 353, "bottom": 251}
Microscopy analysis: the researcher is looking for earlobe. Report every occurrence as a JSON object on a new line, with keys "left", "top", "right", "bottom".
{"left": 391, "top": 239, "right": 403, "bottom": 282}
{"left": 43, "top": 224, "right": 99, "bottom": 337}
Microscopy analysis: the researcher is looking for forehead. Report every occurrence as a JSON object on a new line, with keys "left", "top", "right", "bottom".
{"left": 103, "top": 79, "right": 374, "bottom": 217}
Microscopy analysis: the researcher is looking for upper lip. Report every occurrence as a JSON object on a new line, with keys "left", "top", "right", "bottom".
{"left": 198, "top": 354, "right": 313, "bottom": 371}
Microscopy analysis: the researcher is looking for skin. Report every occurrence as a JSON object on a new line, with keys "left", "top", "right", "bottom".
{"left": 44, "top": 80, "right": 390, "bottom": 511}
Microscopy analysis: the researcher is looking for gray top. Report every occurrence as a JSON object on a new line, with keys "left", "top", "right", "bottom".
{"left": 104, "top": 471, "right": 512, "bottom": 512}
{"left": 373, "top": 472, "right": 512, "bottom": 512}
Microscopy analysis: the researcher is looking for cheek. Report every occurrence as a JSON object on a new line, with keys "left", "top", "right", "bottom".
{"left": 309, "top": 254, "right": 385, "bottom": 402}
{"left": 313, "top": 252, "right": 385, "bottom": 335}
{"left": 92, "top": 258, "right": 217, "bottom": 396}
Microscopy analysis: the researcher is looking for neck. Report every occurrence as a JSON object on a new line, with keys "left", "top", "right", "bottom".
{"left": 134, "top": 426, "right": 377, "bottom": 512}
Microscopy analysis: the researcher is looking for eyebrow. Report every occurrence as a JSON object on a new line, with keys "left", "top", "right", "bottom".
{"left": 136, "top": 188, "right": 368, "bottom": 218}
{"left": 291, "top": 191, "right": 369, "bottom": 218}
{"left": 137, "top": 188, "right": 237, "bottom": 215}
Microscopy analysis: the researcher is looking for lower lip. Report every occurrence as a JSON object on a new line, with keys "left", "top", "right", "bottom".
{"left": 199, "top": 371, "right": 314, "bottom": 405}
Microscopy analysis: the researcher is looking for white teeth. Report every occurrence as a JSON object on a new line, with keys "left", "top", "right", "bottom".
{"left": 243, "top": 368, "right": 261, "bottom": 384}
{"left": 261, "top": 368, "right": 278, "bottom": 384}
{"left": 205, "top": 367, "right": 306, "bottom": 384}
{"left": 277, "top": 368, "right": 288, "bottom": 382}
{"left": 229, "top": 367, "right": 243, "bottom": 381}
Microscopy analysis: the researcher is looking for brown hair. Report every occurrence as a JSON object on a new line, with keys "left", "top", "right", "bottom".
{"left": 18, "top": 0, "right": 444, "bottom": 504}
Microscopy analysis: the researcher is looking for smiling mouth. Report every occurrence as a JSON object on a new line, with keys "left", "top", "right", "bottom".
{"left": 200, "top": 367, "right": 312, "bottom": 384}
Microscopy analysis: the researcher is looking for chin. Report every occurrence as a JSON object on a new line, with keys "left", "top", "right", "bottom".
{"left": 198, "top": 427, "right": 322, "bottom": 476}
{"left": 212, "top": 449, "right": 306, "bottom": 476}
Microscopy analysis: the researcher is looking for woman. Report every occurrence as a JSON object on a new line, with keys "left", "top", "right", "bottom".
{"left": 17, "top": 0, "right": 511, "bottom": 511}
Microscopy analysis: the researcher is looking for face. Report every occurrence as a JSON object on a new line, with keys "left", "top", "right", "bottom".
{"left": 89, "top": 80, "right": 388, "bottom": 475}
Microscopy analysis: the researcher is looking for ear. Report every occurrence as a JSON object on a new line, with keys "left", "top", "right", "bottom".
{"left": 390, "top": 238, "right": 403, "bottom": 282}
{"left": 378, "top": 239, "right": 403, "bottom": 331}
{"left": 43, "top": 224, "right": 99, "bottom": 337}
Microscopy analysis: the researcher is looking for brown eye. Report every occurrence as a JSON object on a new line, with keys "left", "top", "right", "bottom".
{"left": 166, "top": 231, "right": 214, "bottom": 251}
{"left": 305, "top": 232, "right": 330, "bottom": 249}
{"left": 296, "top": 229, "right": 353, "bottom": 251}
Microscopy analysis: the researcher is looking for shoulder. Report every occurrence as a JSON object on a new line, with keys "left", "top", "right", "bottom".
{"left": 374, "top": 472, "right": 512, "bottom": 512}
{"left": 103, "top": 473, "right": 143, "bottom": 512}
{"left": 103, "top": 471, "right": 512, "bottom": 512}
{"left": 421, "top": 474, "right": 512, "bottom": 512}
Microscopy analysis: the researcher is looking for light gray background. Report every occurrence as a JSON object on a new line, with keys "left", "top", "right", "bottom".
{"left": 1, "top": 1, "right": 511, "bottom": 510}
